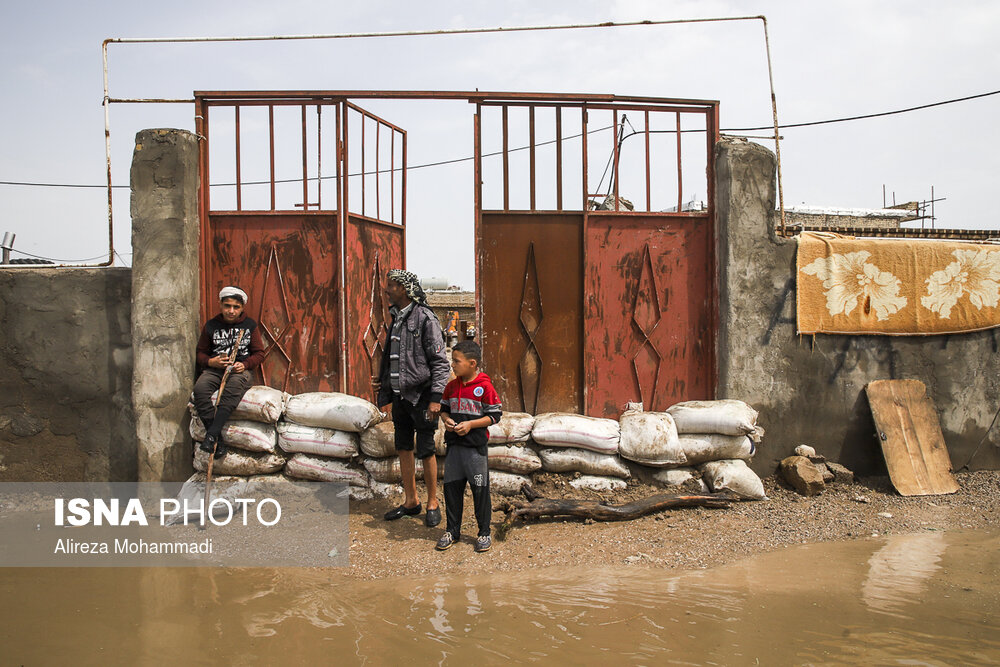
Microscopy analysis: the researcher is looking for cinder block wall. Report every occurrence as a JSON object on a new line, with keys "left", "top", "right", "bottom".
{"left": 0, "top": 268, "right": 134, "bottom": 481}
{"left": 715, "top": 138, "right": 1000, "bottom": 475}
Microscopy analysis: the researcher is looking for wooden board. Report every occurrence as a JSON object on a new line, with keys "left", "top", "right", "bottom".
{"left": 865, "top": 380, "right": 959, "bottom": 496}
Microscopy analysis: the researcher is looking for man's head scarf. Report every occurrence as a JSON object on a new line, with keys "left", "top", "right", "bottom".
{"left": 219, "top": 286, "right": 248, "bottom": 305}
{"left": 387, "top": 269, "right": 427, "bottom": 306}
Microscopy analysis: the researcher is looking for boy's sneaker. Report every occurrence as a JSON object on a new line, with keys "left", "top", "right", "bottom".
{"left": 435, "top": 532, "right": 457, "bottom": 551}
{"left": 474, "top": 535, "right": 492, "bottom": 553}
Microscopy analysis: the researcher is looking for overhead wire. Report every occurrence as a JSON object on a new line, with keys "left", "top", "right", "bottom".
{"left": 1, "top": 88, "right": 998, "bottom": 191}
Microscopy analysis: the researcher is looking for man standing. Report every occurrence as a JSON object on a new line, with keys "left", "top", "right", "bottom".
{"left": 193, "top": 286, "right": 266, "bottom": 458}
{"left": 374, "top": 269, "right": 450, "bottom": 527}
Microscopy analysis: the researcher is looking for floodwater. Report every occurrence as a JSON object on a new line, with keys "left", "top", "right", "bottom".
{"left": 2, "top": 530, "right": 998, "bottom": 665}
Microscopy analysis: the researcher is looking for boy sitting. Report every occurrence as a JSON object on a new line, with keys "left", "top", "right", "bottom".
{"left": 435, "top": 340, "right": 502, "bottom": 553}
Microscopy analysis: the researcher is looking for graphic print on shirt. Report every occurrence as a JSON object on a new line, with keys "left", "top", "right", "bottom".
{"left": 212, "top": 326, "right": 252, "bottom": 360}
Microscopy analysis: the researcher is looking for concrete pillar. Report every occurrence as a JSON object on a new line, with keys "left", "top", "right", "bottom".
{"left": 130, "top": 129, "right": 200, "bottom": 482}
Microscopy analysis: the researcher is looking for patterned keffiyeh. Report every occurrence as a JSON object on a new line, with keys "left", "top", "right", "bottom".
{"left": 387, "top": 269, "right": 427, "bottom": 306}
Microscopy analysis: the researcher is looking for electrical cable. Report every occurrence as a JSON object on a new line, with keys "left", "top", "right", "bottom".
{"left": 2, "top": 88, "right": 997, "bottom": 191}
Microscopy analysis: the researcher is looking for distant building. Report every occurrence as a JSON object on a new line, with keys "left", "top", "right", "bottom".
{"left": 425, "top": 289, "right": 476, "bottom": 343}
{"left": 781, "top": 202, "right": 920, "bottom": 231}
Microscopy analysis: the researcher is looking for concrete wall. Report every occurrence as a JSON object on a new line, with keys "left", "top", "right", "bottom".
{"left": 715, "top": 137, "right": 1000, "bottom": 476}
{"left": 0, "top": 268, "right": 134, "bottom": 481}
{"left": 131, "top": 129, "right": 201, "bottom": 482}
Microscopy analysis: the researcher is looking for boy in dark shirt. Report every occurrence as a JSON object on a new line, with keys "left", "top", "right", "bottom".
{"left": 435, "top": 340, "right": 502, "bottom": 553}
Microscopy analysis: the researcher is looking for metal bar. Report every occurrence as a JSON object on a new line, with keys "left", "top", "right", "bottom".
{"left": 235, "top": 105, "right": 242, "bottom": 211}
{"left": 100, "top": 40, "right": 115, "bottom": 266}
{"left": 555, "top": 106, "right": 563, "bottom": 211}
{"left": 644, "top": 110, "right": 651, "bottom": 212}
{"left": 361, "top": 114, "right": 367, "bottom": 215}
{"left": 195, "top": 97, "right": 210, "bottom": 323}
{"left": 760, "top": 17, "right": 785, "bottom": 235}
{"left": 344, "top": 101, "right": 408, "bottom": 134}
{"left": 581, "top": 106, "right": 588, "bottom": 210}
{"left": 376, "top": 120, "right": 381, "bottom": 221}
{"left": 317, "top": 105, "right": 322, "bottom": 210}
{"left": 401, "top": 127, "right": 407, "bottom": 232}
{"left": 612, "top": 110, "right": 620, "bottom": 208}
{"left": 390, "top": 129, "right": 395, "bottom": 224}
{"left": 268, "top": 104, "right": 275, "bottom": 210}
{"left": 706, "top": 104, "right": 719, "bottom": 218}
{"left": 336, "top": 100, "right": 344, "bottom": 217}
{"left": 301, "top": 104, "right": 309, "bottom": 210}
{"left": 195, "top": 90, "right": 722, "bottom": 104}
{"left": 676, "top": 112, "right": 683, "bottom": 213}
{"left": 502, "top": 106, "right": 510, "bottom": 212}
{"left": 107, "top": 97, "right": 194, "bottom": 103}
{"left": 529, "top": 105, "right": 536, "bottom": 211}
{"left": 474, "top": 104, "right": 482, "bottom": 338}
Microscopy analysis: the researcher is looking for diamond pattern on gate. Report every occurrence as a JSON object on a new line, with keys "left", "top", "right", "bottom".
{"left": 519, "top": 243, "right": 543, "bottom": 414}
{"left": 363, "top": 253, "right": 388, "bottom": 383}
{"left": 258, "top": 245, "right": 293, "bottom": 392}
{"left": 631, "top": 244, "right": 662, "bottom": 408}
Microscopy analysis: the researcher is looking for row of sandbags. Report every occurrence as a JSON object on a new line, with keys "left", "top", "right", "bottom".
{"left": 187, "top": 388, "right": 766, "bottom": 500}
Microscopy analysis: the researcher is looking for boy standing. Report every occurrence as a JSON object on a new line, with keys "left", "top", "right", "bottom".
{"left": 435, "top": 340, "right": 502, "bottom": 553}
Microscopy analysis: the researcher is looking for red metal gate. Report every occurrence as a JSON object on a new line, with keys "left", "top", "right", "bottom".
{"left": 475, "top": 95, "right": 719, "bottom": 418}
{"left": 195, "top": 94, "right": 405, "bottom": 397}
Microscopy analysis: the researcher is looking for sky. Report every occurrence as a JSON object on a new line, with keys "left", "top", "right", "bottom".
{"left": 1, "top": 1, "right": 998, "bottom": 289}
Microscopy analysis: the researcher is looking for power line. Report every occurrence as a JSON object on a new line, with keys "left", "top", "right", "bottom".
{"left": 2, "top": 88, "right": 998, "bottom": 191}
{"left": 9, "top": 248, "right": 112, "bottom": 263}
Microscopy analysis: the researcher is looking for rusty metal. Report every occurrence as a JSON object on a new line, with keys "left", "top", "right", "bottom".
{"left": 316, "top": 106, "right": 322, "bottom": 210}
{"left": 235, "top": 106, "right": 242, "bottom": 210}
{"left": 502, "top": 106, "right": 509, "bottom": 211}
{"left": 556, "top": 107, "right": 563, "bottom": 211}
{"left": 268, "top": 105, "right": 275, "bottom": 210}
{"left": 375, "top": 121, "right": 380, "bottom": 221}
{"left": 644, "top": 111, "right": 651, "bottom": 211}
{"left": 518, "top": 243, "right": 543, "bottom": 413}
{"left": 474, "top": 106, "right": 483, "bottom": 335}
{"left": 676, "top": 112, "right": 683, "bottom": 212}
{"left": 300, "top": 105, "right": 308, "bottom": 209}
{"left": 529, "top": 106, "right": 536, "bottom": 210}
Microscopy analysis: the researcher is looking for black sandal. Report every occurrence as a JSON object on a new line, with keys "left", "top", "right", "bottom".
{"left": 383, "top": 503, "right": 422, "bottom": 521}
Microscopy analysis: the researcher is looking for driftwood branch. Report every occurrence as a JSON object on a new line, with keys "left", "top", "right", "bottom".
{"left": 495, "top": 485, "right": 734, "bottom": 540}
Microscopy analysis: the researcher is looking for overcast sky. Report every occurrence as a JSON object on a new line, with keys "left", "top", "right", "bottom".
{"left": 1, "top": 1, "right": 998, "bottom": 288}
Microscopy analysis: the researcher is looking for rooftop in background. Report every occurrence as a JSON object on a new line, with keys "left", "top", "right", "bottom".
{"left": 426, "top": 289, "right": 475, "bottom": 309}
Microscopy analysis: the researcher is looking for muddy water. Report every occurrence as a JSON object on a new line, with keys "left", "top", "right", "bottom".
{"left": 2, "top": 530, "right": 998, "bottom": 665}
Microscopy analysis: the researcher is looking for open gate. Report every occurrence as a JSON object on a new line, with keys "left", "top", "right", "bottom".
{"left": 474, "top": 94, "right": 719, "bottom": 418}
{"left": 195, "top": 93, "right": 405, "bottom": 397}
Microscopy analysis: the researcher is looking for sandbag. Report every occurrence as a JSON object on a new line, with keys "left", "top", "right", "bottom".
{"left": 487, "top": 445, "right": 542, "bottom": 474}
{"left": 284, "top": 453, "right": 368, "bottom": 486}
{"left": 699, "top": 459, "right": 766, "bottom": 500}
{"left": 570, "top": 475, "right": 627, "bottom": 492}
{"left": 537, "top": 447, "right": 631, "bottom": 479}
{"left": 531, "top": 413, "right": 620, "bottom": 454}
{"left": 210, "top": 386, "right": 288, "bottom": 423}
{"left": 487, "top": 412, "right": 535, "bottom": 444}
{"left": 369, "top": 480, "right": 403, "bottom": 498}
{"left": 651, "top": 467, "right": 709, "bottom": 493}
{"left": 678, "top": 433, "right": 755, "bottom": 465}
{"left": 617, "top": 409, "right": 687, "bottom": 467}
{"left": 277, "top": 421, "right": 359, "bottom": 459}
{"left": 193, "top": 447, "right": 286, "bottom": 476}
{"left": 284, "top": 392, "right": 384, "bottom": 432}
{"left": 359, "top": 421, "right": 448, "bottom": 458}
{"left": 189, "top": 418, "right": 279, "bottom": 454}
{"left": 362, "top": 455, "right": 446, "bottom": 484}
{"left": 489, "top": 471, "right": 532, "bottom": 497}
{"left": 666, "top": 399, "right": 758, "bottom": 436}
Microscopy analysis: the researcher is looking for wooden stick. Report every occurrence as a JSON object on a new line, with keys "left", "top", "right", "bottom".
{"left": 201, "top": 328, "right": 246, "bottom": 530}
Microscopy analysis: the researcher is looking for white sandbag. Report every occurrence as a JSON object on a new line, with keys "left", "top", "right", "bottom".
{"left": 569, "top": 475, "right": 627, "bottom": 492}
{"left": 489, "top": 471, "right": 532, "bottom": 497}
{"left": 678, "top": 433, "right": 756, "bottom": 465}
{"left": 362, "top": 455, "right": 446, "bottom": 484}
{"left": 531, "top": 413, "right": 620, "bottom": 454}
{"left": 349, "top": 486, "right": 374, "bottom": 501}
{"left": 651, "top": 467, "right": 709, "bottom": 493}
{"left": 487, "top": 412, "right": 535, "bottom": 444}
{"left": 667, "top": 399, "right": 758, "bottom": 436}
{"left": 284, "top": 392, "right": 384, "bottom": 432}
{"left": 487, "top": 445, "right": 542, "bottom": 474}
{"left": 283, "top": 453, "right": 368, "bottom": 486}
{"left": 699, "top": 459, "right": 766, "bottom": 500}
{"left": 193, "top": 447, "right": 287, "bottom": 476}
{"left": 617, "top": 410, "right": 687, "bottom": 467}
{"left": 189, "top": 418, "right": 279, "bottom": 454}
{"left": 537, "top": 447, "right": 631, "bottom": 479}
{"left": 360, "top": 422, "right": 396, "bottom": 458}
{"left": 359, "top": 421, "right": 447, "bottom": 458}
{"left": 277, "top": 421, "right": 359, "bottom": 459}
{"left": 218, "top": 386, "right": 287, "bottom": 424}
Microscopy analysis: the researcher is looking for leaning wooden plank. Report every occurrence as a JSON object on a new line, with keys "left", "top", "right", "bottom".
{"left": 865, "top": 379, "right": 959, "bottom": 496}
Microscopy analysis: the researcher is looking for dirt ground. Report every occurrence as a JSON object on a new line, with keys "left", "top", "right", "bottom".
{"left": 345, "top": 470, "right": 1000, "bottom": 580}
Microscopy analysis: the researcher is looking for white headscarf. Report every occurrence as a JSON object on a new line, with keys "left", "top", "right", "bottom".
{"left": 219, "top": 286, "right": 248, "bottom": 305}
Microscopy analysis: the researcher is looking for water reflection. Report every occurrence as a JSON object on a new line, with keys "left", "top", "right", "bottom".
{"left": 861, "top": 532, "right": 947, "bottom": 617}
{"left": 1, "top": 531, "right": 998, "bottom": 665}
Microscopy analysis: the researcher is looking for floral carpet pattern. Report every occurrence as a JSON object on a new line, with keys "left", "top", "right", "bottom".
{"left": 796, "top": 232, "right": 1000, "bottom": 335}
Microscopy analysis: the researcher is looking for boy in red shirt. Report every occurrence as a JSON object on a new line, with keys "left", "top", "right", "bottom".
{"left": 435, "top": 340, "right": 502, "bottom": 553}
